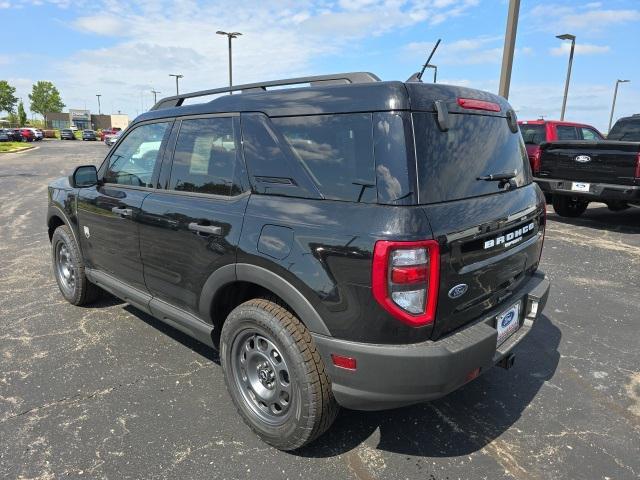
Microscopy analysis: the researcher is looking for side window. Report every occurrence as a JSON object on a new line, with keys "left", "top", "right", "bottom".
{"left": 580, "top": 128, "right": 601, "bottom": 140}
{"left": 271, "top": 114, "right": 376, "bottom": 203}
{"left": 104, "top": 122, "right": 170, "bottom": 187}
{"left": 169, "top": 117, "right": 237, "bottom": 196}
{"left": 556, "top": 126, "right": 579, "bottom": 140}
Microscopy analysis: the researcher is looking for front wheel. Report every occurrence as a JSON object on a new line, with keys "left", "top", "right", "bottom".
{"left": 220, "top": 299, "right": 338, "bottom": 450}
{"left": 51, "top": 225, "right": 100, "bottom": 305}
{"left": 552, "top": 196, "right": 588, "bottom": 217}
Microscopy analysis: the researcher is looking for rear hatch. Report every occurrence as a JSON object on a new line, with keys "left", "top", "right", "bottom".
{"left": 406, "top": 83, "right": 545, "bottom": 339}
{"left": 539, "top": 140, "right": 640, "bottom": 185}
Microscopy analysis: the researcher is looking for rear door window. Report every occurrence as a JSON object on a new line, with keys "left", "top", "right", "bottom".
{"left": 579, "top": 128, "right": 602, "bottom": 140}
{"left": 169, "top": 117, "right": 238, "bottom": 196}
{"left": 271, "top": 114, "right": 376, "bottom": 203}
{"left": 556, "top": 125, "right": 579, "bottom": 140}
{"left": 413, "top": 112, "right": 530, "bottom": 204}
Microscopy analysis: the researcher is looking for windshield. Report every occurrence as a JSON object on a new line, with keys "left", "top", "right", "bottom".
{"left": 414, "top": 112, "right": 531, "bottom": 204}
{"left": 608, "top": 118, "right": 640, "bottom": 141}
{"left": 520, "top": 124, "right": 546, "bottom": 145}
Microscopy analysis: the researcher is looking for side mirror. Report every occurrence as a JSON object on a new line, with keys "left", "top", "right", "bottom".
{"left": 70, "top": 165, "right": 98, "bottom": 188}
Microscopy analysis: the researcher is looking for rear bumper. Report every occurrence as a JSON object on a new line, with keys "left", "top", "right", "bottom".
{"left": 535, "top": 177, "right": 640, "bottom": 204}
{"left": 313, "top": 271, "right": 550, "bottom": 411}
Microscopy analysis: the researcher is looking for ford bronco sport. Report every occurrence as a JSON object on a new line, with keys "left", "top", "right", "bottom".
{"left": 47, "top": 72, "right": 550, "bottom": 450}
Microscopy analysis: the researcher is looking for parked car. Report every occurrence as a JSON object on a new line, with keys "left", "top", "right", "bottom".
{"left": 518, "top": 120, "right": 604, "bottom": 175}
{"left": 7, "top": 129, "right": 23, "bottom": 141}
{"left": 536, "top": 114, "right": 640, "bottom": 217}
{"left": 34, "top": 129, "right": 44, "bottom": 141}
{"left": 99, "top": 127, "right": 122, "bottom": 141}
{"left": 104, "top": 130, "right": 123, "bottom": 147}
{"left": 69, "top": 125, "right": 78, "bottom": 132}
{"left": 0, "top": 129, "right": 10, "bottom": 142}
{"left": 82, "top": 129, "right": 97, "bottom": 141}
{"left": 47, "top": 72, "right": 549, "bottom": 450}
{"left": 60, "top": 129, "right": 76, "bottom": 140}
{"left": 19, "top": 128, "right": 36, "bottom": 142}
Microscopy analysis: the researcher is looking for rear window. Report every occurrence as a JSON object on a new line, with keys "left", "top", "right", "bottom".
{"left": 520, "top": 124, "right": 546, "bottom": 145}
{"left": 608, "top": 118, "right": 640, "bottom": 141}
{"left": 413, "top": 112, "right": 530, "bottom": 204}
{"left": 271, "top": 114, "right": 376, "bottom": 203}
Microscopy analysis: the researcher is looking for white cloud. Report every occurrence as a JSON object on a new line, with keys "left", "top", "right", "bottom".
{"left": 73, "top": 15, "right": 123, "bottom": 36}
{"left": 550, "top": 42, "right": 610, "bottom": 56}
{"left": 529, "top": 3, "right": 640, "bottom": 32}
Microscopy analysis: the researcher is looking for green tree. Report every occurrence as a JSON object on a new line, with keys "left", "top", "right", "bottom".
{"left": 0, "top": 80, "right": 18, "bottom": 114}
{"left": 29, "top": 81, "right": 65, "bottom": 125}
{"left": 17, "top": 101, "right": 27, "bottom": 126}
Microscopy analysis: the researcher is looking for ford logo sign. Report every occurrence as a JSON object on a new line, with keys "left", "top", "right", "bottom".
{"left": 575, "top": 155, "right": 591, "bottom": 163}
{"left": 448, "top": 284, "right": 468, "bottom": 299}
{"left": 501, "top": 311, "right": 515, "bottom": 328}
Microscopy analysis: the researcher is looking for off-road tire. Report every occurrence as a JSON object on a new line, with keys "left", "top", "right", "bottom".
{"left": 220, "top": 298, "right": 339, "bottom": 450}
{"left": 51, "top": 225, "right": 100, "bottom": 305}
{"left": 552, "top": 195, "right": 588, "bottom": 217}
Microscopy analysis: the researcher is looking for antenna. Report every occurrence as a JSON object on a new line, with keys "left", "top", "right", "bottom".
{"left": 417, "top": 39, "right": 441, "bottom": 81}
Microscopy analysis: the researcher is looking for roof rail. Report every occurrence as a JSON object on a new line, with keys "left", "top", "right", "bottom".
{"left": 150, "top": 72, "right": 381, "bottom": 110}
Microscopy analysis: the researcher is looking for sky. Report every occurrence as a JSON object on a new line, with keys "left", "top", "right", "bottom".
{"left": 1, "top": 0, "right": 639, "bottom": 132}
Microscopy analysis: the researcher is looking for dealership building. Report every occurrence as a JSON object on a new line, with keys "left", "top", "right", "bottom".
{"left": 46, "top": 109, "right": 129, "bottom": 130}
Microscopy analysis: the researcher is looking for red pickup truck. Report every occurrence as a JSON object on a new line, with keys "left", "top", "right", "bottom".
{"left": 98, "top": 128, "right": 122, "bottom": 141}
{"left": 518, "top": 120, "right": 604, "bottom": 175}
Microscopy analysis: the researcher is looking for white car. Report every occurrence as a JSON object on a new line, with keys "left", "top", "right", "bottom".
{"left": 69, "top": 125, "right": 78, "bottom": 132}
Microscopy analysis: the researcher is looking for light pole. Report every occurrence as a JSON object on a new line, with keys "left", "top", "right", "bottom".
{"left": 556, "top": 33, "right": 576, "bottom": 121}
{"left": 96, "top": 94, "right": 102, "bottom": 115}
{"left": 169, "top": 74, "right": 183, "bottom": 95}
{"left": 216, "top": 31, "right": 242, "bottom": 93}
{"left": 151, "top": 90, "right": 161, "bottom": 104}
{"left": 498, "top": 0, "right": 521, "bottom": 99}
{"left": 425, "top": 64, "right": 438, "bottom": 83}
{"left": 608, "top": 79, "right": 630, "bottom": 133}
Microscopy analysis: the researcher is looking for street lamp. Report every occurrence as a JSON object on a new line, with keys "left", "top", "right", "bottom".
{"left": 216, "top": 31, "right": 242, "bottom": 93}
{"left": 425, "top": 64, "right": 438, "bottom": 83}
{"left": 151, "top": 90, "right": 161, "bottom": 104}
{"left": 169, "top": 74, "right": 184, "bottom": 95}
{"left": 96, "top": 94, "right": 102, "bottom": 115}
{"left": 608, "top": 79, "right": 630, "bottom": 133}
{"left": 556, "top": 33, "right": 576, "bottom": 121}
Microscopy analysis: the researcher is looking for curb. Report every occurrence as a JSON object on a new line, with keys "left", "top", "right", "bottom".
{"left": 0, "top": 145, "right": 38, "bottom": 154}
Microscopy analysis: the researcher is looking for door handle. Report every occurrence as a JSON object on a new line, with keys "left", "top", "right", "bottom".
{"left": 188, "top": 222, "right": 222, "bottom": 236}
{"left": 112, "top": 207, "right": 133, "bottom": 217}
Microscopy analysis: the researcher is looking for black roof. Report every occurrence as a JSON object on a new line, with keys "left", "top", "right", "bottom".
{"left": 135, "top": 72, "right": 512, "bottom": 124}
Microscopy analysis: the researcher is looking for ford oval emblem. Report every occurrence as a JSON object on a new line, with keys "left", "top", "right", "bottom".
{"left": 575, "top": 155, "right": 591, "bottom": 163}
{"left": 501, "top": 311, "right": 515, "bottom": 328}
{"left": 448, "top": 284, "right": 468, "bottom": 299}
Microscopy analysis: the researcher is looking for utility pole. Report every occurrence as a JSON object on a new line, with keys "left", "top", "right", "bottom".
{"left": 498, "top": 0, "right": 520, "bottom": 99}
{"left": 216, "top": 31, "right": 242, "bottom": 93}
{"left": 608, "top": 79, "right": 630, "bottom": 133}
{"left": 151, "top": 90, "right": 161, "bottom": 104}
{"left": 169, "top": 74, "right": 184, "bottom": 95}
{"left": 96, "top": 94, "right": 102, "bottom": 115}
{"left": 556, "top": 33, "right": 576, "bottom": 121}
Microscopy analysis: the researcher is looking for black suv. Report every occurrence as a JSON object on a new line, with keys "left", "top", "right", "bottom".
{"left": 47, "top": 72, "right": 550, "bottom": 450}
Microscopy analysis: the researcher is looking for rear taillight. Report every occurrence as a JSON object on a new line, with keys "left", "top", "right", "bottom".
{"left": 635, "top": 152, "right": 640, "bottom": 179}
{"left": 457, "top": 97, "right": 501, "bottom": 112}
{"left": 372, "top": 240, "right": 440, "bottom": 327}
{"left": 531, "top": 147, "right": 542, "bottom": 175}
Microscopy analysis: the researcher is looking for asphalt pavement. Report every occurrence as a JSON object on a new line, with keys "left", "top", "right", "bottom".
{"left": 1, "top": 140, "right": 638, "bottom": 480}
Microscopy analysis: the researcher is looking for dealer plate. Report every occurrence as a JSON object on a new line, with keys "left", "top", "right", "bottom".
{"left": 496, "top": 301, "right": 521, "bottom": 345}
{"left": 571, "top": 182, "right": 590, "bottom": 192}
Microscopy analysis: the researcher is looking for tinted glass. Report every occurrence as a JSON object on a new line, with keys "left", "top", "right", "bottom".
{"left": 414, "top": 112, "right": 530, "bottom": 204}
{"left": 169, "top": 117, "right": 237, "bottom": 196}
{"left": 104, "top": 122, "right": 169, "bottom": 187}
{"left": 272, "top": 114, "right": 376, "bottom": 203}
{"left": 608, "top": 118, "right": 640, "bottom": 141}
{"left": 520, "top": 124, "right": 546, "bottom": 145}
{"left": 556, "top": 125, "right": 579, "bottom": 140}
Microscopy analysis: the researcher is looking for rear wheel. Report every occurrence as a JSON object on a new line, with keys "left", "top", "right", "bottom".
{"left": 51, "top": 225, "right": 100, "bottom": 305}
{"left": 220, "top": 299, "right": 338, "bottom": 450}
{"left": 552, "top": 196, "right": 588, "bottom": 217}
{"left": 606, "top": 201, "right": 629, "bottom": 212}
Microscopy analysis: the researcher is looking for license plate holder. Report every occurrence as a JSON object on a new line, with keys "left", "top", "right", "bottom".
{"left": 496, "top": 301, "right": 521, "bottom": 345}
{"left": 571, "top": 182, "right": 590, "bottom": 192}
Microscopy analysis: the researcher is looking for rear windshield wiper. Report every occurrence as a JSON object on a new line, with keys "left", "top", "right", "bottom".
{"left": 477, "top": 171, "right": 518, "bottom": 190}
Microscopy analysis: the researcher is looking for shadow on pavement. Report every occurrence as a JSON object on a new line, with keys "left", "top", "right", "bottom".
{"left": 298, "top": 314, "right": 561, "bottom": 458}
{"left": 547, "top": 204, "right": 640, "bottom": 234}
